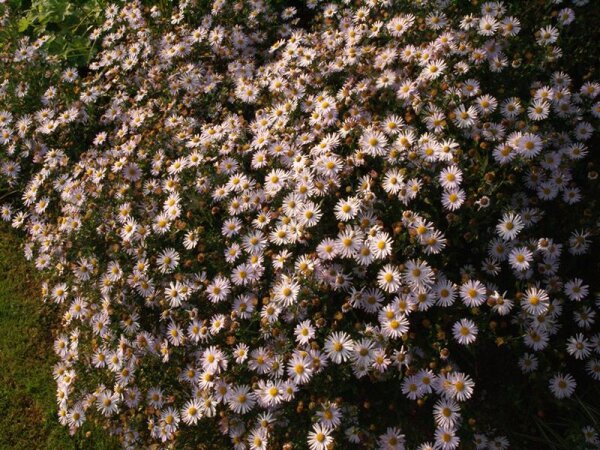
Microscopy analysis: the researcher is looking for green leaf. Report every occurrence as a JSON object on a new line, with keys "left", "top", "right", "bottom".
{"left": 17, "top": 17, "right": 31, "bottom": 32}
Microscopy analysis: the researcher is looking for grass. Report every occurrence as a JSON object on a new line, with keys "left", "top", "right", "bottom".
{"left": 0, "top": 226, "right": 119, "bottom": 450}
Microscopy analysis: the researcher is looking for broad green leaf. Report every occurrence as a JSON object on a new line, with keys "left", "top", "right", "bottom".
{"left": 17, "top": 17, "right": 31, "bottom": 32}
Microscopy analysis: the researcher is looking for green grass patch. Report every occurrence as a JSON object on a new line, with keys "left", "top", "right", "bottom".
{"left": 0, "top": 227, "right": 119, "bottom": 449}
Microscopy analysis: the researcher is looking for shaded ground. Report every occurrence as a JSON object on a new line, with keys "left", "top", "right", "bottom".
{"left": 0, "top": 227, "right": 119, "bottom": 450}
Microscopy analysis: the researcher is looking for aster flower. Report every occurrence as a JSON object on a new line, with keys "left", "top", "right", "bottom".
{"left": 508, "top": 246, "right": 533, "bottom": 271}
{"left": 294, "top": 320, "right": 316, "bottom": 345}
{"left": 452, "top": 319, "right": 478, "bottom": 345}
{"left": 522, "top": 287, "right": 549, "bottom": 316}
{"left": 566, "top": 333, "right": 592, "bottom": 360}
{"left": 360, "top": 129, "right": 388, "bottom": 156}
{"left": 324, "top": 332, "right": 354, "bottom": 364}
{"left": 287, "top": 351, "right": 314, "bottom": 384}
{"left": 307, "top": 423, "right": 333, "bottom": 450}
{"left": 496, "top": 212, "right": 524, "bottom": 241}
{"left": 438, "top": 166, "right": 462, "bottom": 190}
{"left": 97, "top": 390, "right": 120, "bottom": 417}
{"left": 459, "top": 280, "right": 487, "bottom": 307}
{"left": 377, "top": 264, "right": 402, "bottom": 293}
{"left": 378, "top": 426, "right": 406, "bottom": 449}
{"left": 549, "top": 372, "right": 576, "bottom": 399}
{"left": 226, "top": 385, "right": 256, "bottom": 414}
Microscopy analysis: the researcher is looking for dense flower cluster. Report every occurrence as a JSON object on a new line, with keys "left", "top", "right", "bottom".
{"left": 1, "top": 0, "right": 599, "bottom": 448}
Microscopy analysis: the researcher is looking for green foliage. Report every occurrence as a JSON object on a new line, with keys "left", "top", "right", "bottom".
{"left": 16, "top": 0, "right": 106, "bottom": 66}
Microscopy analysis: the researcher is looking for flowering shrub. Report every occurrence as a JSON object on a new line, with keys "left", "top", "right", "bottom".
{"left": 1, "top": 0, "right": 599, "bottom": 448}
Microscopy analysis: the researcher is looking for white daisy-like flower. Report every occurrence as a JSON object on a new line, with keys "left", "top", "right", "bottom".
{"left": 284, "top": 351, "right": 312, "bottom": 386}
{"left": 508, "top": 246, "right": 533, "bottom": 271}
{"left": 522, "top": 287, "right": 549, "bottom": 316}
{"left": 294, "top": 320, "right": 315, "bottom": 345}
{"left": 307, "top": 423, "right": 333, "bottom": 450}
{"left": 452, "top": 318, "right": 478, "bottom": 345}
{"left": 359, "top": 129, "right": 388, "bottom": 156}
{"left": 334, "top": 197, "right": 360, "bottom": 222}
{"left": 438, "top": 165, "right": 462, "bottom": 190}
{"left": 324, "top": 331, "right": 354, "bottom": 364}
{"left": 377, "top": 264, "right": 402, "bottom": 293}
{"left": 226, "top": 385, "right": 256, "bottom": 414}
{"left": 272, "top": 277, "right": 300, "bottom": 306}
{"left": 459, "top": 280, "right": 487, "bottom": 307}
{"left": 549, "top": 372, "right": 576, "bottom": 399}
{"left": 566, "top": 333, "right": 592, "bottom": 360}
{"left": 496, "top": 212, "right": 524, "bottom": 241}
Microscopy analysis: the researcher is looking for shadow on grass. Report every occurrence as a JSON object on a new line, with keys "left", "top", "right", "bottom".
{"left": 0, "top": 226, "right": 119, "bottom": 449}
